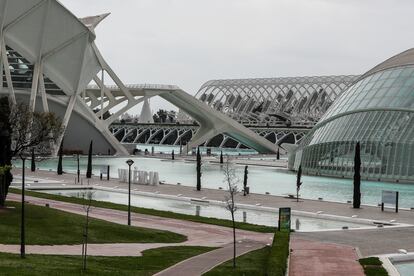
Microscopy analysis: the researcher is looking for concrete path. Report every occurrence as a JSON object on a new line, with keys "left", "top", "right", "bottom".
{"left": 155, "top": 240, "right": 266, "bottom": 276}
{"left": 295, "top": 227, "right": 414, "bottom": 256}
{"left": 2, "top": 193, "right": 272, "bottom": 257}
{"left": 289, "top": 236, "right": 364, "bottom": 276}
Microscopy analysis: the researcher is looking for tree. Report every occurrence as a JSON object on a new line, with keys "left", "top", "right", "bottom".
{"left": 0, "top": 98, "right": 62, "bottom": 207}
{"left": 353, "top": 142, "right": 361, "bottom": 209}
{"left": 81, "top": 190, "right": 94, "bottom": 271}
{"left": 152, "top": 113, "right": 159, "bottom": 123}
{"left": 156, "top": 109, "right": 168, "bottom": 123}
{"left": 220, "top": 151, "right": 224, "bottom": 164}
{"left": 86, "top": 140, "right": 93, "bottom": 179}
{"left": 57, "top": 140, "right": 63, "bottom": 175}
{"left": 223, "top": 156, "right": 239, "bottom": 269}
{"left": 0, "top": 98, "right": 12, "bottom": 207}
{"left": 296, "top": 165, "right": 302, "bottom": 202}
{"left": 30, "top": 148, "right": 35, "bottom": 172}
{"left": 8, "top": 101, "right": 63, "bottom": 156}
{"left": 0, "top": 166, "right": 12, "bottom": 207}
{"left": 196, "top": 147, "right": 202, "bottom": 191}
{"left": 243, "top": 165, "right": 248, "bottom": 196}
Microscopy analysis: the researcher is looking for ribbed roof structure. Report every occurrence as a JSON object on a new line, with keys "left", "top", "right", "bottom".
{"left": 294, "top": 48, "right": 414, "bottom": 183}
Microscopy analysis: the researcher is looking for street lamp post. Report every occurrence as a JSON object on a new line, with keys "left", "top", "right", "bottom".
{"left": 126, "top": 159, "right": 134, "bottom": 226}
{"left": 20, "top": 156, "right": 26, "bottom": 258}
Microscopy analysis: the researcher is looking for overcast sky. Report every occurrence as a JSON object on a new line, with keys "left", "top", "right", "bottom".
{"left": 61, "top": 0, "right": 414, "bottom": 114}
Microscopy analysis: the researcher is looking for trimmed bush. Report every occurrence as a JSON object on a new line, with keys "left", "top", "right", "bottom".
{"left": 359, "top": 257, "right": 388, "bottom": 276}
{"left": 266, "top": 231, "right": 290, "bottom": 276}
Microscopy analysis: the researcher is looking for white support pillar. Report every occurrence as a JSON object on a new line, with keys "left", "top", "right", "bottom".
{"left": 38, "top": 72, "right": 49, "bottom": 112}
{"left": 52, "top": 95, "right": 76, "bottom": 156}
{"left": 29, "top": 62, "right": 41, "bottom": 112}
{"left": 100, "top": 69, "right": 104, "bottom": 120}
{"left": 1, "top": 39, "right": 16, "bottom": 104}
{"left": 29, "top": 0, "right": 49, "bottom": 112}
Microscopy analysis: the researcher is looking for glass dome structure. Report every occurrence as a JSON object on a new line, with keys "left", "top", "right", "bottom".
{"left": 292, "top": 48, "right": 414, "bottom": 183}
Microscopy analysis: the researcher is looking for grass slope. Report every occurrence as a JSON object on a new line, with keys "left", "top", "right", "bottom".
{"left": 0, "top": 201, "right": 186, "bottom": 245}
{"left": 0, "top": 246, "right": 214, "bottom": 276}
{"left": 204, "top": 231, "right": 290, "bottom": 276}
{"left": 204, "top": 246, "right": 270, "bottom": 276}
{"left": 9, "top": 188, "right": 276, "bottom": 233}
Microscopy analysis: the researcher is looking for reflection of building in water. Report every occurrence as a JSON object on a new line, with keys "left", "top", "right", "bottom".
{"left": 295, "top": 218, "right": 301, "bottom": 230}
{"left": 196, "top": 205, "right": 201, "bottom": 217}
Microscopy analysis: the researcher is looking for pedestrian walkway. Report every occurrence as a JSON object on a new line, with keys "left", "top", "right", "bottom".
{"left": 3, "top": 193, "right": 271, "bottom": 257}
{"left": 289, "top": 236, "right": 364, "bottom": 276}
{"left": 155, "top": 240, "right": 265, "bottom": 276}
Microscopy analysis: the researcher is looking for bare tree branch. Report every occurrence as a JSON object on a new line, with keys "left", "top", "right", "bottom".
{"left": 8, "top": 102, "right": 63, "bottom": 156}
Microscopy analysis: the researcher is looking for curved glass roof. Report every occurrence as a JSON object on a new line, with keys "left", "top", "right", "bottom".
{"left": 295, "top": 49, "right": 414, "bottom": 182}
{"left": 321, "top": 66, "right": 414, "bottom": 122}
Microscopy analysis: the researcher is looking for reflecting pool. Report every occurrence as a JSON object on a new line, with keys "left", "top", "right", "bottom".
{"left": 41, "top": 188, "right": 370, "bottom": 231}
{"left": 394, "top": 261, "right": 414, "bottom": 276}
{"left": 15, "top": 156, "right": 414, "bottom": 208}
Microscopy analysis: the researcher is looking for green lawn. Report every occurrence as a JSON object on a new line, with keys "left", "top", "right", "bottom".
{"left": 204, "top": 246, "right": 271, "bottom": 276}
{"left": 0, "top": 201, "right": 186, "bottom": 245}
{"left": 0, "top": 246, "right": 214, "bottom": 275}
{"left": 204, "top": 231, "right": 290, "bottom": 276}
{"left": 359, "top": 257, "right": 389, "bottom": 276}
{"left": 9, "top": 188, "right": 276, "bottom": 233}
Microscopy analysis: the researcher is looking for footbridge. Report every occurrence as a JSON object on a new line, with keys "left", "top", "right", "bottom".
{"left": 110, "top": 123, "right": 309, "bottom": 150}
{"left": 85, "top": 84, "right": 282, "bottom": 154}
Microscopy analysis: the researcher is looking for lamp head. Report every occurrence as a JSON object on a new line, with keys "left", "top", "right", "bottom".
{"left": 126, "top": 159, "right": 134, "bottom": 166}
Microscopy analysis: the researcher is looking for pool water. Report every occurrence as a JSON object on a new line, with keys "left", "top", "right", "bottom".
{"left": 41, "top": 188, "right": 370, "bottom": 231}
{"left": 394, "top": 261, "right": 414, "bottom": 276}
{"left": 15, "top": 156, "right": 414, "bottom": 208}
{"left": 135, "top": 144, "right": 257, "bottom": 155}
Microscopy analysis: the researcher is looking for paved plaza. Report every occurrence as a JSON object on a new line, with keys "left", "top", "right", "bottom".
{"left": 6, "top": 168, "right": 414, "bottom": 275}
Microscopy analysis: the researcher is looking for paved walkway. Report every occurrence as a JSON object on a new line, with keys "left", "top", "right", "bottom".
{"left": 295, "top": 226, "right": 414, "bottom": 256}
{"left": 155, "top": 240, "right": 266, "bottom": 276}
{"left": 289, "top": 236, "right": 364, "bottom": 276}
{"left": 2, "top": 193, "right": 272, "bottom": 257}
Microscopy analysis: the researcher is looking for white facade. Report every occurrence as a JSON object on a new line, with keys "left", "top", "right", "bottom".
{"left": 0, "top": 0, "right": 281, "bottom": 155}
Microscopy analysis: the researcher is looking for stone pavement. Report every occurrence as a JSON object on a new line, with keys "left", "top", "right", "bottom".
{"left": 295, "top": 226, "right": 414, "bottom": 256}
{"left": 289, "top": 236, "right": 365, "bottom": 276}
{"left": 155, "top": 240, "right": 266, "bottom": 276}
{"left": 2, "top": 193, "right": 272, "bottom": 257}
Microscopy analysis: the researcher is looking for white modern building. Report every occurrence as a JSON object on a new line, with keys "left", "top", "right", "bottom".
{"left": 291, "top": 48, "right": 414, "bottom": 183}
{"left": 0, "top": 0, "right": 279, "bottom": 155}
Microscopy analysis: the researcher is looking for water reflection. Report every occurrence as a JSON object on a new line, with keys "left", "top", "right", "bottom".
{"left": 40, "top": 189, "right": 370, "bottom": 231}
{"left": 15, "top": 156, "right": 414, "bottom": 208}
{"left": 195, "top": 205, "right": 201, "bottom": 216}
{"left": 295, "top": 218, "right": 301, "bottom": 230}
